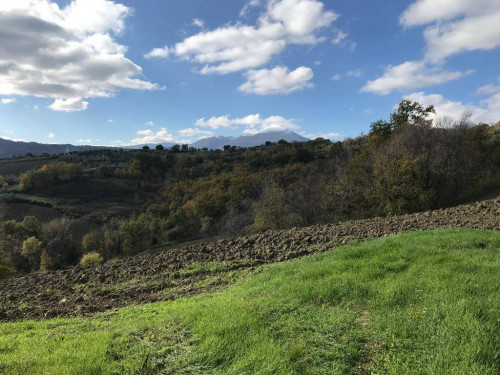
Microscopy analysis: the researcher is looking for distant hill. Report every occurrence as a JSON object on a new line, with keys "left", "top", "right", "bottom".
{"left": 190, "top": 131, "right": 309, "bottom": 150}
{"left": 122, "top": 142, "right": 175, "bottom": 150}
{"left": 0, "top": 131, "right": 310, "bottom": 158}
{"left": 0, "top": 138, "right": 108, "bottom": 159}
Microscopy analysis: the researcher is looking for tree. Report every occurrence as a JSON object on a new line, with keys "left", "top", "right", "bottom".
{"left": 155, "top": 144, "right": 164, "bottom": 151}
{"left": 39, "top": 250, "right": 52, "bottom": 272}
{"left": 253, "top": 182, "right": 296, "bottom": 231}
{"left": 171, "top": 144, "right": 181, "bottom": 153}
{"left": 142, "top": 145, "right": 150, "bottom": 150}
{"left": 82, "top": 231, "right": 104, "bottom": 254}
{"left": 369, "top": 120, "right": 392, "bottom": 140}
{"left": 21, "top": 237, "right": 42, "bottom": 270}
{"left": 22, "top": 216, "right": 41, "bottom": 238}
{"left": 390, "top": 99, "right": 435, "bottom": 130}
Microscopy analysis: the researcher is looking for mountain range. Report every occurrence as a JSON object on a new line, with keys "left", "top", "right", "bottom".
{"left": 190, "top": 131, "right": 309, "bottom": 149}
{"left": 0, "top": 138, "right": 107, "bottom": 159}
{"left": 0, "top": 131, "right": 310, "bottom": 158}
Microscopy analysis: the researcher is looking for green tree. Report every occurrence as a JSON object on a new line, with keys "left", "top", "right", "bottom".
{"left": 390, "top": 99, "right": 435, "bottom": 130}
{"left": 21, "top": 237, "right": 43, "bottom": 270}
{"left": 82, "top": 231, "right": 104, "bottom": 255}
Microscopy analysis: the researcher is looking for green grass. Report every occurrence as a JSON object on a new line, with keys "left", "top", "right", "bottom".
{"left": 1, "top": 229, "right": 500, "bottom": 374}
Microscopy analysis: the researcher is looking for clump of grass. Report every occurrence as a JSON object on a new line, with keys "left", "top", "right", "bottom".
{"left": 1, "top": 229, "right": 500, "bottom": 374}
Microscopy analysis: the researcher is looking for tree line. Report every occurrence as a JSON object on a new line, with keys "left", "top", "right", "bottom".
{"left": 1, "top": 100, "right": 499, "bottom": 277}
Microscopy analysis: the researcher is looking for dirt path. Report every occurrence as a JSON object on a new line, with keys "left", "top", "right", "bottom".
{"left": 1, "top": 196, "right": 499, "bottom": 322}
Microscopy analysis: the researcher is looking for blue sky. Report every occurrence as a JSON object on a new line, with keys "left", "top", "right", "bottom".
{"left": 0, "top": 0, "right": 499, "bottom": 145}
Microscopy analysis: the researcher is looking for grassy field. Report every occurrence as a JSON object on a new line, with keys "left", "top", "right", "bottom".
{"left": 1, "top": 229, "right": 500, "bottom": 374}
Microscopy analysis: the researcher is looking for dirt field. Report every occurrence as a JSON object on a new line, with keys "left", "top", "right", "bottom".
{"left": 1, "top": 196, "right": 499, "bottom": 322}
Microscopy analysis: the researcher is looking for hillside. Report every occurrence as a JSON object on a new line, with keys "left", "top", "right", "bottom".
{"left": 0, "top": 138, "right": 108, "bottom": 159}
{"left": 2, "top": 229, "right": 500, "bottom": 374}
{"left": 1, "top": 195, "right": 499, "bottom": 321}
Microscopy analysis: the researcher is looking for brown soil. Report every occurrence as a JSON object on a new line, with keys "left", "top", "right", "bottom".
{"left": 1, "top": 196, "right": 499, "bottom": 322}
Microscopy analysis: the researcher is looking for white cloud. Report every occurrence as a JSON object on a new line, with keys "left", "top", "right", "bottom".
{"left": 346, "top": 69, "right": 362, "bottom": 78}
{"left": 476, "top": 83, "right": 500, "bottom": 96}
{"left": 49, "top": 98, "right": 89, "bottom": 112}
{"left": 145, "top": 121, "right": 155, "bottom": 127}
{"left": 362, "top": 61, "right": 472, "bottom": 95}
{"left": 404, "top": 91, "right": 500, "bottom": 124}
{"left": 1, "top": 98, "right": 15, "bottom": 104}
{"left": 331, "top": 30, "right": 348, "bottom": 45}
{"left": 47, "top": 132, "right": 55, "bottom": 139}
{"left": 400, "top": 0, "right": 500, "bottom": 63}
{"left": 238, "top": 66, "right": 313, "bottom": 95}
{"left": 147, "top": 0, "right": 339, "bottom": 75}
{"left": 240, "top": 0, "right": 263, "bottom": 17}
{"left": 127, "top": 127, "right": 188, "bottom": 145}
{"left": 177, "top": 128, "right": 214, "bottom": 137}
{"left": 0, "top": 0, "right": 159, "bottom": 112}
{"left": 192, "top": 18, "right": 205, "bottom": 28}
{"left": 300, "top": 131, "right": 342, "bottom": 139}
{"left": 196, "top": 113, "right": 300, "bottom": 134}
{"left": 144, "top": 47, "right": 170, "bottom": 59}
{"left": 48, "top": 98, "right": 89, "bottom": 112}
{"left": 331, "top": 73, "right": 341, "bottom": 81}
{"left": 108, "top": 119, "right": 113, "bottom": 123}
{"left": 1, "top": 136, "right": 26, "bottom": 142}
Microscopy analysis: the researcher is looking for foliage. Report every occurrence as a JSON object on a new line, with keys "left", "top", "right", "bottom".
{"left": 21, "top": 237, "right": 42, "bottom": 270}
{"left": 19, "top": 162, "right": 83, "bottom": 191}
{"left": 80, "top": 251, "right": 104, "bottom": 267}
{"left": 39, "top": 250, "right": 52, "bottom": 272}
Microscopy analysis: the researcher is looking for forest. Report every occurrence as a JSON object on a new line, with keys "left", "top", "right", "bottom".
{"left": 1, "top": 100, "right": 499, "bottom": 277}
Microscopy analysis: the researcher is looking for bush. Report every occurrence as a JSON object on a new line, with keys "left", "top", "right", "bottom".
{"left": 80, "top": 252, "right": 104, "bottom": 267}
{"left": 39, "top": 250, "right": 52, "bottom": 272}
{"left": 21, "top": 237, "right": 42, "bottom": 270}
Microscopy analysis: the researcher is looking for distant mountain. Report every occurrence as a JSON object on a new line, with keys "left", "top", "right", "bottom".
{"left": 190, "top": 136, "right": 234, "bottom": 150}
{"left": 0, "top": 138, "right": 109, "bottom": 159}
{"left": 190, "top": 131, "right": 309, "bottom": 150}
{"left": 0, "top": 131, "right": 310, "bottom": 158}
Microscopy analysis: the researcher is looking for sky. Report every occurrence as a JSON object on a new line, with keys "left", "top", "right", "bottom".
{"left": 0, "top": 0, "right": 499, "bottom": 146}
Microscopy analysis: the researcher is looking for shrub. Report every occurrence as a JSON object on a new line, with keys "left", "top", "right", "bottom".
{"left": 80, "top": 252, "right": 104, "bottom": 267}
{"left": 21, "top": 237, "right": 42, "bottom": 270}
{"left": 39, "top": 250, "right": 52, "bottom": 272}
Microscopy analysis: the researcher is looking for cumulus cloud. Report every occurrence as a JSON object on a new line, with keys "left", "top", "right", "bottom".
{"left": 47, "top": 132, "right": 55, "bottom": 139}
{"left": 1, "top": 98, "right": 15, "bottom": 104}
{"left": 196, "top": 113, "right": 300, "bottom": 134}
{"left": 238, "top": 66, "right": 313, "bottom": 95}
{"left": 240, "top": 0, "right": 263, "bottom": 17}
{"left": 146, "top": 0, "right": 338, "bottom": 75}
{"left": 0, "top": 0, "right": 159, "bottom": 111}
{"left": 49, "top": 98, "right": 88, "bottom": 112}
{"left": 362, "top": 61, "right": 472, "bottom": 95}
{"left": 177, "top": 128, "right": 214, "bottom": 137}
{"left": 404, "top": 91, "right": 500, "bottom": 124}
{"left": 144, "top": 47, "right": 170, "bottom": 59}
{"left": 400, "top": 0, "right": 500, "bottom": 63}
{"left": 128, "top": 128, "right": 188, "bottom": 145}
{"left": 364, "top": 1, "right": 500, "bottom": 96}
